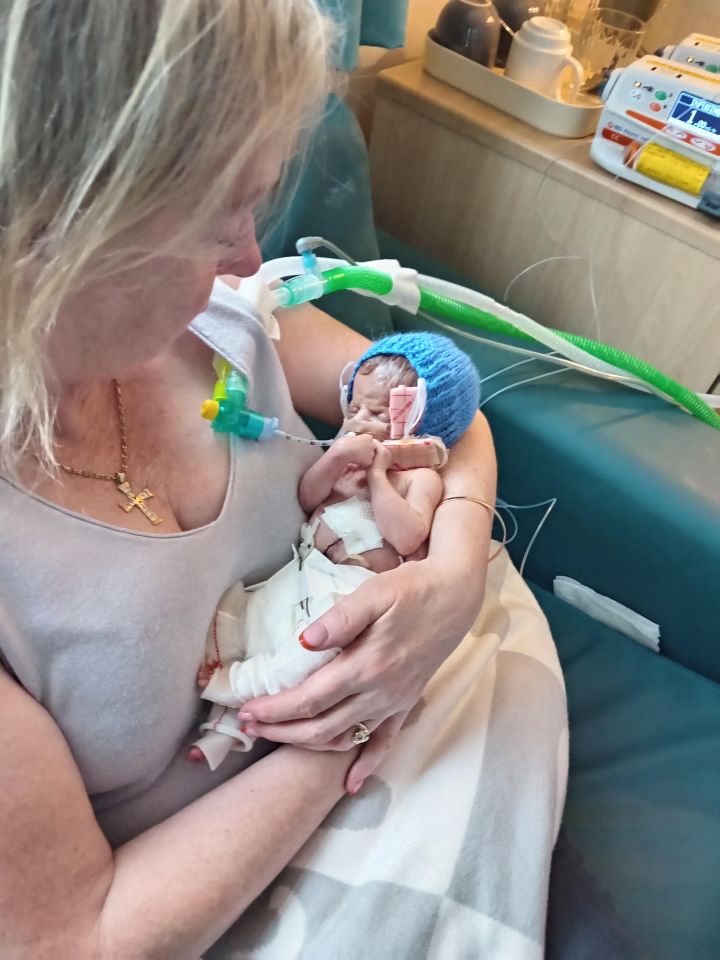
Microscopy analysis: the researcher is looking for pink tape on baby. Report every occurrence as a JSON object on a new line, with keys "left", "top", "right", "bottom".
{"left": 383, "top": 437, "right": 448, "bottom": 471}
{"left": 389, "top": 386, "right": 418, "bottom": 440}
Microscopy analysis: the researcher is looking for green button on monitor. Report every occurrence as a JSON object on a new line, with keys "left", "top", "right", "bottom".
{"left": 655, "top": 90, "right": 668, "bottom": 101}
{"left": 707, "top": 64, "right": 720, "bottom": 73}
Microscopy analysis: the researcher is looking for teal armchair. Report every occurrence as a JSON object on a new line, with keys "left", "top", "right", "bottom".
{"left": 263, "top": 6, "right": 720, "bottom": 958}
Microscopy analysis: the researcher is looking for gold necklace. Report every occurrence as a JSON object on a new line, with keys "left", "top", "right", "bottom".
{"left": 58, "top": 379, "right": 162, "bottom": 526}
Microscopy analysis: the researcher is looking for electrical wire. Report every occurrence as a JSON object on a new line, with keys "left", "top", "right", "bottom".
{"left": 504, "top": 256, "right": 585, "bottom": 303}
{"left": 301, "top": 236, "right": 659, "bottom": 394}
{"left": 479, "top": 353, "right": 561, "bottom": 386}
{"left": 294, "top": 238, "right": 715, "bottom": 421}
{"left": 296, "top": 236, "right": 358, "bottom": 265}
{"left": 479, "top": 368, "right": 570, "bottom": 409}
{"left": 496, "top": 497, "right": 559, "bottom": 577}
{"left": 415, "top": 307, "right": 646, "bottom": 388}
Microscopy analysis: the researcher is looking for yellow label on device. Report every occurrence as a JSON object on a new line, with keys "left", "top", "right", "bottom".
{"left": 646, "top": 57, "right": 720, "bottom": 84}
{"left": 635, "top": 143, "right": 711, "bottom": 196}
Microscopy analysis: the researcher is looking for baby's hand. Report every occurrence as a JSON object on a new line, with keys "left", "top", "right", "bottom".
{"left": 197, "top": 662, "right": 215, "bottom": 689}
{"left": 370, "top": 439, "right": 393, "bottom": 473}
{"left": 333, "top": 433, "right": 376, "bottom": 470}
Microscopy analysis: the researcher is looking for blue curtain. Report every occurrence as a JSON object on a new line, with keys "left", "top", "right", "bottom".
{"left": 317, "top": 0, "right": 410, "bottom": 70}
{"left": 262, "top": 2, "right": 409, "bottom": 340}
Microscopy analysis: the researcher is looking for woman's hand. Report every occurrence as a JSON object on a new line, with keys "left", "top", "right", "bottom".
{"left": 238, "top": 554, "right": 486, "bottom": 793}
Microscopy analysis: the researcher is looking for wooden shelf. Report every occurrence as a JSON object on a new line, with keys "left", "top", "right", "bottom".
{"left": 370, "top": 60, "right": 720, "bottom": 391}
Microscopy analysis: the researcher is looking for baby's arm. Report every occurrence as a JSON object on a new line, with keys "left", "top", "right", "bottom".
{"left": 367, "top": 442, "right": 444, "bottom": 556}
{"left": 298, "top": 433, "right": 376, "bottom": 513}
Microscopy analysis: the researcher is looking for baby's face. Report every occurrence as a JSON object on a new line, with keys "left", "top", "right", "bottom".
{"left": 343, "top": 367, "right": 392, "bottom": 439}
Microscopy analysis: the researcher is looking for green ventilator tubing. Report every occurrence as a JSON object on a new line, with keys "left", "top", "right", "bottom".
{"left": 321, "top": 266, "right": 394, "bottom": 298}
{"left": 294, "top": 265, "right": 718, "bottom": 430}
{"left": 418, "top": 288, "right": 720, "bottom": 430}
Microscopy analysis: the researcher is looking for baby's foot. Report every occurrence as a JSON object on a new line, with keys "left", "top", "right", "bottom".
{"left": 197, "top": 662, "right": 216, "bottom": 689}
{"left": 186, "top": 745, "right": 205, "bottom": 763}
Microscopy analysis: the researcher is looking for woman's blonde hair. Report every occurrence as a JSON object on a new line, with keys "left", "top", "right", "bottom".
{"left": 0, "top": 0, "right": 335, "bottom": 473}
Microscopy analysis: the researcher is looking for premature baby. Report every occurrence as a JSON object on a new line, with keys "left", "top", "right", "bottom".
{"left": 189, "top": 332, "right": 480, "bottom": 769}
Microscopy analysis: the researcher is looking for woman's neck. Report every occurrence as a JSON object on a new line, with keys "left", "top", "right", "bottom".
{"left": 53, "top": 380, "right": 113, "bottom": 445}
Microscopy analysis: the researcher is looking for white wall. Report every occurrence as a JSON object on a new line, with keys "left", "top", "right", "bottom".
{"left": 645, "top": 0, "right": 720, "bottom": 50}
{"left": 348, "top": 0, "right": 446, "bottom": 136}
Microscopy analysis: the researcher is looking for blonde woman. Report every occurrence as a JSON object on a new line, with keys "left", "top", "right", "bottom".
{"left": 0, "top": 2, "right": 567, "bottom": 957}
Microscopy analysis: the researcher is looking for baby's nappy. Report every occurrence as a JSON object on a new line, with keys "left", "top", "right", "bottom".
{"left": 202, "top": 549, "right": 374, "bottom": 705}
{"left": 321, "top": 495, "right": 384, "bottom": 556}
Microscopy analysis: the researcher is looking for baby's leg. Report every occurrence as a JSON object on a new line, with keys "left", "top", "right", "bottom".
{"left": 188, "top": 703, "right": 255, "bottom": 771}
{"left": 202, "top": 555, "right": 337, "bottom": 702}
{"left": 224, "top": 642, "right": 340, "bottom": 702}
{"left": 188, "top": 730, "right": 241, "bottom": 770}
{"left": 196, "top": 662, "right": 214, "bottom": 689}
{"left": 201, "top": 551, "right": 374, "bottom": 706}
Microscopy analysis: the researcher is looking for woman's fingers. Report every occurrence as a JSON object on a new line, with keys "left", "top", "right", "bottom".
{"left": 297, "top": 575, "right": 389, "bottom": 652}
{"left": 345, "top": 711, "right": 409, "bottom": 795}
{"left": 240, "top": 562, "right": 459, "bottom": 743}
{"left": 241, "top": 579, "right": 396, "bottom": 724}
{"left": 240, "top": 648, "right": 371, "bottom": 726}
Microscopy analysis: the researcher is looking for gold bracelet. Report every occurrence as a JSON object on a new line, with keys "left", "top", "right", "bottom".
{"left": 438, "top": 496, "right": 507, "bottom": 562}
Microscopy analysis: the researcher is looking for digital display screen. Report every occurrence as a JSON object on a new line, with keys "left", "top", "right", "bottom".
{"left": 671, "top": 92, "right": 720, "bottom": 135}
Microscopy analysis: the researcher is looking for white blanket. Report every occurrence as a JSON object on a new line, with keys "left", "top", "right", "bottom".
{"left": 207, "top": 546, "right": 568, "bottom": 959}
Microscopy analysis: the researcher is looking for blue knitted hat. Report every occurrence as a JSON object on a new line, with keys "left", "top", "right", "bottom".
{"left": 347, "top": 332, "right": 481, "bottom": 448}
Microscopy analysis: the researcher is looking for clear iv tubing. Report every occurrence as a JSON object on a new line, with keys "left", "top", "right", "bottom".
{"left": 413, "top": 302, "right": 646, "bottom": 389}
{"left": 271, "top": 264, "right": 719, "bottom": 430}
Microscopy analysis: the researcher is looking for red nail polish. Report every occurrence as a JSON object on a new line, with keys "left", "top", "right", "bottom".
{"left": 299, "top": 622, "right": 329, "bottom": 649}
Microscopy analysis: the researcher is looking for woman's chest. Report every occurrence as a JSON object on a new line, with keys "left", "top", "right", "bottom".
{"left": 29, "top": 341, "right": 233, "bottom": 533}
{"left": 0, "top": 439, "right": 312, "bottom": 796}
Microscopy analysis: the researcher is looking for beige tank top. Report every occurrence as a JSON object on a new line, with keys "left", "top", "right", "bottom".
{"left": 0, "top": 281, "right": 321, "bottom": 847}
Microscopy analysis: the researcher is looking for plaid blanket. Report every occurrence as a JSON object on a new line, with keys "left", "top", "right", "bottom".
{"left": 209, "top": 547, "right": 568, "bottom": 959}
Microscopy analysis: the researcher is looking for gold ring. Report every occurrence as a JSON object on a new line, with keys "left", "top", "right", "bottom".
{"left": 351, "top": 722, "right": 371, "bottom": 745}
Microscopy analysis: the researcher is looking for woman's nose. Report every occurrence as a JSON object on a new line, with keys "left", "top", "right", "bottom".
{"left": 236, "top": 237, "right": 262, "bottom": 278}
{"left": 219, "top": 214, "right": 262, "bottom": 278}
{"left": 234, "top": 216, "right": 262, "bottom": 277}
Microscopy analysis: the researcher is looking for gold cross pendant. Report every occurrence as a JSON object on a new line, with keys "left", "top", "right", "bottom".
{"left": 115, "top": 473, "right": 163, "bottom": 526}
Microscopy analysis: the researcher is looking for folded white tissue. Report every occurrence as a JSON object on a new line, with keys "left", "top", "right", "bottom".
{"left": 553, "top": 576, "right": 661, "bottom": 653}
